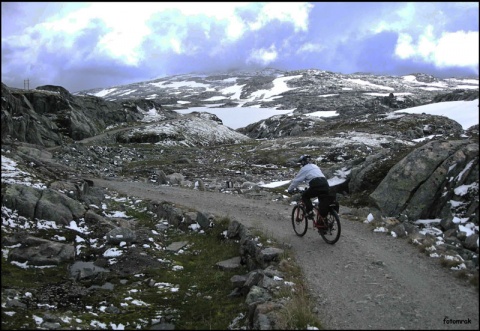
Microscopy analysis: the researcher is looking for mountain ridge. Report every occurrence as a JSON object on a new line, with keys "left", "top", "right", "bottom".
{"left": 73, "top": 69, "right": 479, "bottom": 115}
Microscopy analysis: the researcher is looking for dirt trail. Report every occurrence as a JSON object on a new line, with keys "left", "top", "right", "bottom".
{"left": 89, "top": 178, "right": 479, "bottom": 330}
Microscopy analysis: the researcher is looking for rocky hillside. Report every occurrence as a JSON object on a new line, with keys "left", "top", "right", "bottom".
{"left": 76, "top": 68, "right": 479, "bottom": 140}
{"left": 75, "top": 68, "right": 478, "bottom": 111}
{"left": 1, "top": 68, "right": 479, "bottom": 329}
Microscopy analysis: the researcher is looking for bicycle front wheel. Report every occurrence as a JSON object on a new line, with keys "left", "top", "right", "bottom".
{"left": 319, "top": 209, "right": 341, "bottom": 244}
{"left": 291, "top": 205, "right": 308, "bottom": 236}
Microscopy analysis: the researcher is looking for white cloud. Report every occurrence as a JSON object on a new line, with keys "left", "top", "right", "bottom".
{"left": 249, "top": 2, "right": 312, "bottom": 32}
{"left": 434, "top": 31, "right": 479, "bottom": 68}
{"left": 45, "top": 4, "right": 154, "bottom": 65}
{"left": 168, "top": 3, "right": 251, "bottom": 43}
{"left": 226, "top": 16, "right": 246, "bottom": 41}
{"left": 170, "top": 38, "right": 183, "bottom": 55}
{"left": 372, "top": 3, "right": 417, "bottom": 35}
{"left": 395, "top": 27, "right": 479, "bottom": 71}
{"left": 297, "top": 42, "right": 324, "bottom": 54}
{"left": 395, "top": 33, "right": 416, "bottom": 59}
{"left": 417, "top": 25, "right": 437, "bottom": 59}
{"left": 7, "top": 2, "right": 255, "bottom": 66}
{"left": 159, "top": 2, "right": 247, "bottom": 19}
{"left": 373, "top": 3, "right": 448, "bottom": 36}
{"left": 42, "top": 9, "right": 91, "bottom": 35}
{"left": 368, "top": 3, "right": 480, "bottom": 72}
{"left": 247, "top": 45, "right": 278, "bottom": 66}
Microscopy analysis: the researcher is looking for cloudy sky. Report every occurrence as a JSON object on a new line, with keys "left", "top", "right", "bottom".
{"left": 1, "top": 2, "right": 478, "bottom": 92}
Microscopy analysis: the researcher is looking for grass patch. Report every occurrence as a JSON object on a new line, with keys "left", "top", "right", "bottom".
{"left": 469, "top": 272, "right": 479, "bottom": 290}
{"left": 1, "top": 259, "right": 69, "bottom": 289}
{"left": 131, "top": 218, "right": 249, "bottom": 330}
{"left": 439, "top": 256, "right": 463, "bottom": 269}
{"left": 247, "top": 228, "right": 324, "bottom": 330}
{"left": 275, "top": 283, "right": 324, "bottom": 330}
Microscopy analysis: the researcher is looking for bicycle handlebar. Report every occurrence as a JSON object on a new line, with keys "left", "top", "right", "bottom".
{"left": 288, "top": 188, "right": 306, "bottom": 194}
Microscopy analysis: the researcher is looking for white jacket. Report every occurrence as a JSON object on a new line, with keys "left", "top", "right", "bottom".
{"left": 288, "top": 163, "right": 325, "bottom": 191}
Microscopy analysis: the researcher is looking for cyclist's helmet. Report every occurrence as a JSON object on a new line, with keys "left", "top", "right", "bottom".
{"left": 297, "top": 155, "right": 311, "bottom": 166}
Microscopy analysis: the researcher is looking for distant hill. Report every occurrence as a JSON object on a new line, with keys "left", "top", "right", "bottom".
{"left": 74, "top": 69, "right": 478, "bottom": 116}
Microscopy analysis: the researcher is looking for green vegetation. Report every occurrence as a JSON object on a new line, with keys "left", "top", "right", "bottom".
{"left": 242, "top": 229, "right": 324, "bottom": 330}
{"left": 2, "top": 194, "right": 325, "bottom": 330}
{"left": 1, "top": 259, "right": 69, "bottom": 290}
{"left": 276, "top": 284, "right": 324, "bottom": 330}
{"left": 469, "top": 272, "right": 479, "bottom": 290}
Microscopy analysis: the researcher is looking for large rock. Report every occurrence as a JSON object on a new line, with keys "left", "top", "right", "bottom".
{"left": 349, "top": 149, "right": 399, "bottom": 193}
{"left": 36, "top": 189, "right": 87, "bottom": 225}
{"left": 8, "top": 236, "right": 75, "bottom": 266}
{"left": 3, "top": 184, "right": 87, "bottom": 225}
{"left": 3, "top": 184, "right": 42, "bottom": 220}
{"left": 370, "top": 140, "right": 478, "bottom": 220}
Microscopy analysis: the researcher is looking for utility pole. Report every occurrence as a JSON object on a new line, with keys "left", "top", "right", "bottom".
{"left": 24, "top": 79, "right": 30, "bottom": 90}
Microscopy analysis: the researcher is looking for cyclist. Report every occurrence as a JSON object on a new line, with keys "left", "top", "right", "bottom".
{"left": 287, "top": 155, "right": 330, "bottom": 219}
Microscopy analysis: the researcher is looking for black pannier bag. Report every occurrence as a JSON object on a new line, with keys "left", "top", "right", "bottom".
{"left": 327, "top": 186, "right": 340, "bottom": 213}
{"left": 330, "top": 195, "right": 340, "bottom": 213}
{"left": 318, "top": 192, "right": 339, "bottom": 217}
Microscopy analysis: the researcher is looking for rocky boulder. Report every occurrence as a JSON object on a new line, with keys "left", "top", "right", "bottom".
{"left": 3, "top": 184, "right": 87, "bottom": 226}
{"left": 370, "top": 139, "right": 478, "bottom": 222}
{"left": 6, "top": 236, "right": 75, "bottom": 266}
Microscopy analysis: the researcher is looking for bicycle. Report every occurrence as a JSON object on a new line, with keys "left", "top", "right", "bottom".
{"left": 289, "top": 188, "right": 341, "bottom": 244}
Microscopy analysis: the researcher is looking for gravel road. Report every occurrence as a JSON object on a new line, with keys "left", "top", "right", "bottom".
{"left": 90, "top": 178, "right": 479, "bottom": 330}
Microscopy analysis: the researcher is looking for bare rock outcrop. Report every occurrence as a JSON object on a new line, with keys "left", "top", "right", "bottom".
{"left": 370, "top": 140, "right": 478, "bottom": 221}
{"left": 1, "top": 83, "right": 171, "bottom": 146}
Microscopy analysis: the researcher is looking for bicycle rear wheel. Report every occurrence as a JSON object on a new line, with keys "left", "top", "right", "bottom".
{"left": 319, "top": 209, "right": 341, "bottom": 244}
{"left": 291, "top": 205, "right": 308, "bottom": 236}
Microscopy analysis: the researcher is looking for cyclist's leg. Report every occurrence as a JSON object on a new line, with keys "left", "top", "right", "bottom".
{"left": 301, "top": 188, "right": 317, "bottom": 213}
{"left": 315, "top": 180, "right": 330, "bottom": 218}
{"left": 316, "top": 194, "right": 327, "bottom": 218}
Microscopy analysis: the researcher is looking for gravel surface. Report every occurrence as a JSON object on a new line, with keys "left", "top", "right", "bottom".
{"left": 89, "top": 178, "right": 479, "bottom": 330}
